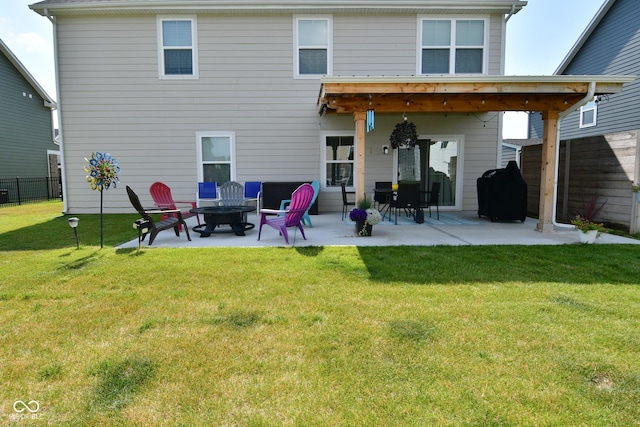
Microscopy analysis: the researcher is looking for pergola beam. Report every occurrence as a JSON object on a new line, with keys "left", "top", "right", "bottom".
{"left": 319, "top": 75, "right": 630, "bottom": 95}
{"left": 323, "top": 94, "right": 587, "bottom": 114}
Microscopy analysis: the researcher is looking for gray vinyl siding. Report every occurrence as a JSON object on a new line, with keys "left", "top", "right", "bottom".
{"left": 0, "top": 50, "right": 56, "bottom": 179}
{"left": 56, "top": 12, "right": 506, "bottom": 214}
{"left": 333, "top": 14, "right": 504, "bottom": 76}
{"left": 333, "top": 15, "right": 417, "bottom": 76}
{"left": 57, "top": 15, "right": 316, "bottom": 212}
{"left": 501, "top": 145, "right": 518, "bottom": 167}
{"left": 558, "top": 0, "right": 640, "bottom": 139}
{"left": 528, "top": 112, "right": 543, "bottom": 139}
{"left": 487, "top": 14, "right": 505, "bottom": 75}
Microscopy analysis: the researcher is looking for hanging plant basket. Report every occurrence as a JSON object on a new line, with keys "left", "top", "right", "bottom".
{"left": 389, "top": 120, "right": 418, "bottom": 149}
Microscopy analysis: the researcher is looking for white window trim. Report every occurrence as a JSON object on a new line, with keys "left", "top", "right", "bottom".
{"left": 416, "top": 15, "right": 488, "bottom": 76}
{"left": 157, "top": 15, "right": 199, "bottom": 79}
{"left": 294, "top": 15, "right": 333, "bottom": 79}
{"left": 321, "top": 131, "right": 356, "bottom": 191}
{"left": 579, "top": 99, "right": 598, "bottom": 128}
{"left": 196, "top": 132, "right": 236, "bottom": 183}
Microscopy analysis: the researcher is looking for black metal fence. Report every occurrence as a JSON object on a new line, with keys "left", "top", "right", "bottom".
{"left": 0, "top": 177, "right": 63, "bottom": 207}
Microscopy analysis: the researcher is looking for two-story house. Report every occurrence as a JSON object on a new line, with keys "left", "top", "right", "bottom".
{"left": 30, "top": 0, "right": 631, "bottom": 233}
{"left": 526, "top": 0, "right": 639, "bottom": 232}
{"left": 0, "top": 38, "right": 58, "bottom": 202}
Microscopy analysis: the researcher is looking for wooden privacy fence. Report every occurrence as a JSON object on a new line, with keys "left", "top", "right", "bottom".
{"left": 0, "top": 177, "right": 62, "bottom": 207}
{"left": 521, "top": 130, "right": 638, "bottom": 231}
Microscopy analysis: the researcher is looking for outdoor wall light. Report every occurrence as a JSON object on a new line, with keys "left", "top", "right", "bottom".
{"left": 67, "top": 217, "right": 80, "bottom": 249}
{"left": 382, "top": 145, "right": 389, "bottom": 155}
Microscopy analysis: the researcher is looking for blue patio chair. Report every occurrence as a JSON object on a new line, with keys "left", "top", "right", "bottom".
{"left": 244, "top": 181, "right": 262, "bottom": 213}
{"left": 279, "top": 180, "right": 319, "bottom": 227}
{"left": 197, "top": 182, "right": 219, "bottom": 207}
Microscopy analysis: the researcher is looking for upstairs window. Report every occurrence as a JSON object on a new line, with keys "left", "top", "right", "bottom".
{"left": 419, "top": 18, "right": 486, "bottom": 75}
{"left": 295, "top": 16, "right": 332, "bottom": 78}
{"left": 158, "top": 16, "right": 198, "bottom": 78}
{"left": 580, "top": 99, "right": 598, "bottom": 128}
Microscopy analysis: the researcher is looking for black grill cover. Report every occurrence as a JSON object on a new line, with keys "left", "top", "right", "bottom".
{"left": 477, "top": 161, "right": 527, "bottom": 222}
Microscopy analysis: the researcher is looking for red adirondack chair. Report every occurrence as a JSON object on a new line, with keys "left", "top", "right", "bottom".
{"left": 149, "top": 182, "right": 200, "bottom": 229}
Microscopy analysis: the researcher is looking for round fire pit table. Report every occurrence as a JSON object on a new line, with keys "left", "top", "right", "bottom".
{"left": 190, "top": 206, "right": 256, "bottom": 237}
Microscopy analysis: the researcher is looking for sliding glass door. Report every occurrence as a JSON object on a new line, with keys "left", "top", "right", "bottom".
{"left": 396, "top": 138, "right": 459, "bottom": 207}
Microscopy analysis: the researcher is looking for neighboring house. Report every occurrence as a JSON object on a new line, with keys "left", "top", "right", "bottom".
{"left": 501, "top": 140, "right": 524, "bottom": 168}
{"left": 0, "top": 38, "right": 58, "bottom": 180}
{"left": 30, "top": 0, "right": 631, "bottom": 234}
{"left": 526, "top": 0, "right": 640, "bottom": 232}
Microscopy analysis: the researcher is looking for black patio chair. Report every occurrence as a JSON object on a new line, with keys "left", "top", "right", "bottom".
{"left": 424, "top": 181, "right": 440, "bottom": 220}
{"left": 390, "top": 182, "right": 420, "bottom": 224}
{"left": 126, "top": 185, "right": 191, "bottom": 246}
{"left": 341, "top": 181, "right": 355, "bottom": 220}
{"left": 374, "top": 181, "right": 392, "bottom": 209}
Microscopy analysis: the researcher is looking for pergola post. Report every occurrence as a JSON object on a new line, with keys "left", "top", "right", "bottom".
{"left": 353, "top": 111, "right": 366, "bottom": 202}
{"left": 537, "top": 110, "right": 560, "bottom": 232}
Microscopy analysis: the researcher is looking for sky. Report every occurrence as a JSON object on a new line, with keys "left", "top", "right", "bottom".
{"left": 1, "top": 1, "right": 55, "bottom": 97}
{"left": 1, "top": 0, "right": 608, "bottom": 137}
{"left": 503, "top": 0, "right": 607, "bottom": 137}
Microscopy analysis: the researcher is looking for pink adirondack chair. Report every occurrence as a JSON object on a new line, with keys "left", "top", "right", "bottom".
{"left": 258, "top": 183, "right": 314, "bottom": 244}
{"left": 149, "top": 182, "right": 200, "bottom": 229}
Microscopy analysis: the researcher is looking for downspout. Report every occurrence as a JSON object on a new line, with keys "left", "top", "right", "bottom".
{"left": 44, "top": 9, "right": 68, "bottom": 214}
{"left": 551, "top": 81, "right": 596, "bottom": 228}
{"left": 505, "top": 5, "right": 516, "bottom": 22}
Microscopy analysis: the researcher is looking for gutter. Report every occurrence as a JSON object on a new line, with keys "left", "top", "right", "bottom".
{"left": 551, "top": 81, "right": 596, "bottom": 229}
{"left": 44, "top": 8, "right": 69, "bottom": 214}
{"left": 505, "top": 4, "right": 516, "bottom": 22}
{"left": 31, "top": 1, "right": 528, "bottom": 15}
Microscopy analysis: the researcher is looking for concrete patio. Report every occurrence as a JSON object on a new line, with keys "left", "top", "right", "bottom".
{"left": 118, "top": 210, "right": 640, "bottom": 249}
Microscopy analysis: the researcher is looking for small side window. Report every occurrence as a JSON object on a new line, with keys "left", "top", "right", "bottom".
{"left": 323, "top": 134, "right": 355, "bottom": 188}
{"left": 579, "top": 99, "right": 597, "bottom": 128}
{"left": 197, "top": 133, "right": 236, "bottom": 183}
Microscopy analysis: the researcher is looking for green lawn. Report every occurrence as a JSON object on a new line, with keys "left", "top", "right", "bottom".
{"left": 1, "top": 202, "right": 640, "bottom": 426}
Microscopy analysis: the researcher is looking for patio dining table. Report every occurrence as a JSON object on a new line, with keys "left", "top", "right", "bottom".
{"left": 377, "top": 187, "right": 432, "bottom": 223}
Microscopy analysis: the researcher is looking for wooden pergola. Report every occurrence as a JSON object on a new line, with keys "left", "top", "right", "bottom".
{"left": 318, "top": 75, "right": 634, "bottom": 232}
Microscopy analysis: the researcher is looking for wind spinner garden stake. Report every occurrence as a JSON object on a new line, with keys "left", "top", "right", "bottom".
{"left": 84, "top": 152, "right": 120, "bottom": 248}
